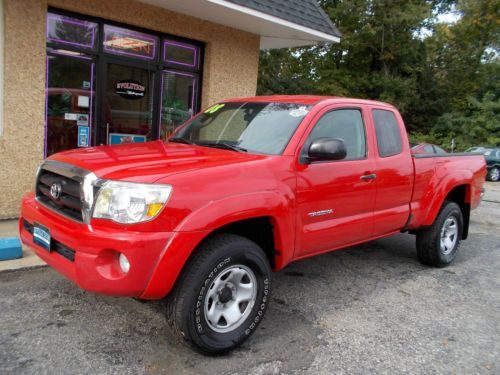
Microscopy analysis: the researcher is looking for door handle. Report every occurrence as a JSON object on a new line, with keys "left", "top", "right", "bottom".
{"left": 360, "top": 173, "right": 377, "bottom": 181}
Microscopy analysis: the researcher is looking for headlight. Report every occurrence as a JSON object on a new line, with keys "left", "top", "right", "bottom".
{"left": 93, "top": 181, "right": 172, "bottom": 224}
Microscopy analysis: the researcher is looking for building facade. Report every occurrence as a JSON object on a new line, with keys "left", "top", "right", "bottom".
{"left": 0, "top": 0, "right": 340, "bottom": 219}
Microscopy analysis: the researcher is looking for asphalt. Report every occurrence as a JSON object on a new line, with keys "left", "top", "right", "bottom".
{"left": 0, "top": 183, "right": 499, "bottom": 374}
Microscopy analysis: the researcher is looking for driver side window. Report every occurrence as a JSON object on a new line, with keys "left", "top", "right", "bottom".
{"left": 303, "top": 108, "right": 366, "bottom": 161}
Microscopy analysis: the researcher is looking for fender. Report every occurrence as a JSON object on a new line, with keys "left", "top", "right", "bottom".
{"left": 140, "top": 190, "right": 295, "bottom": 299}
{"left": 420, "top": 170, "right": 472, "bottom": 227}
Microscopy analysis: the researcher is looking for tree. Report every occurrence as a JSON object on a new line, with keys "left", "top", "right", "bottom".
{"left": 257, "top": 0, "right": 500, "bottom": 149}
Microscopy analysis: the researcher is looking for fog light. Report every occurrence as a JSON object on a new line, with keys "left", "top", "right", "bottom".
{"left": 118, "top": 253, "right": 130, "bottom": 273}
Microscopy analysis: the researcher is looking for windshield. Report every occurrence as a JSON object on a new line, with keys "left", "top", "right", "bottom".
{"left": 172, "top": 102, "right": 311, "bottom": 155}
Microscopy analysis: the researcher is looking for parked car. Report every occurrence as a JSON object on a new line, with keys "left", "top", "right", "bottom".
{"left": 484, "top": 148, "right": 500, "bottom": 181}
{"left": 466, "top": 146, "right": 488, "bottom": 153}
{"left": 20, "top": 96, "right": 486, "bottom": 354}
{"left": 410, "top": 142, "right": 447, "bottom": 155}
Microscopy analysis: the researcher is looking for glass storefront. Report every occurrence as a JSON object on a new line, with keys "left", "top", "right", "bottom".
{"left": 45, "top": 10, "right": 203, "bottom": 157}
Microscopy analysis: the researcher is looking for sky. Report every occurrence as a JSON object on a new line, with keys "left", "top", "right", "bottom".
{"left": 417, "top": 10, "right": 461, "bottom": 39}
{"left": 436, "top": 11, "right": 461, "bottom": 24}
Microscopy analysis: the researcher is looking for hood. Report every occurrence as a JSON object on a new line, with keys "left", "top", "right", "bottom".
{"left": 50, "top": 140, "right": 269, "bottom": 183}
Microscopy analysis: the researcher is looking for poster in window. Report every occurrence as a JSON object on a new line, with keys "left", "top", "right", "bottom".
{"left": 109, "top": 133, "right": 147, "bottom": 145}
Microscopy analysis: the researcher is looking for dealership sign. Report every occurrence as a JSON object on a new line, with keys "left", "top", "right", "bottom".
{"left": 116, "top": 80, "right": 145, "bottom": 100}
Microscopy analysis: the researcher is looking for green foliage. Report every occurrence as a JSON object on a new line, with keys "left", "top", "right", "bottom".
{"left": 257, "top": 0, "right": 500, "bottom": 149}
{"left": 47, "top": 93, "right": 71, "bottom": 117}
{"left": 433, "top": 92, "right": 500, "bottom": 149}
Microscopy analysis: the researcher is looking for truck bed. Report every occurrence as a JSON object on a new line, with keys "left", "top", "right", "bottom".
{"left": 408, "top": 153, "right": 486, "bottom": 230}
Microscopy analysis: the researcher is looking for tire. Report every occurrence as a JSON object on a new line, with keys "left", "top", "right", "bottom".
{"left": 487, "top": 166, "right": 500, "bottom": 182}
{"left": 165, "top": 233, "right": 272, "bottom": 354}
{"left": 416, "top": 201, "right": 463, "bottom": 267}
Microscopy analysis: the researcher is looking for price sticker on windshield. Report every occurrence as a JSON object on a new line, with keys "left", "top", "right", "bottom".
{"left": 204, "top": 103, "right": 225, "bottom": 114}
{"left": 289, "top": 106, "right": 309, "bottom": 117}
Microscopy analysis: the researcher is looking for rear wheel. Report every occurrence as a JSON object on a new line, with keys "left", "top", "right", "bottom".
{"left": 416, "top": 201, "right": 463, "bottom": 267}
{"left": 487, "top": 166, "right": 500, "bottom": 182}
{"left": 165, "top": 234, "right": 271, "bottom": 354}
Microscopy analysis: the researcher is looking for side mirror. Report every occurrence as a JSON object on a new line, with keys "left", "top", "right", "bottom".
{"left": 307, "top": 137, "right": 347, "bottom": 162}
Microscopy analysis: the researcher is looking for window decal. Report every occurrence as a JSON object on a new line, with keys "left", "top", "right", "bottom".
{"left": 115, "top": 80, "right": 146, "bottom": 100}
{"left": 103, "top": 25, "right": 158, "bottom": 60}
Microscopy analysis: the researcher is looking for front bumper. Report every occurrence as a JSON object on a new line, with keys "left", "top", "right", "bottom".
{"left": 20, "top": 192, "right": 172, "bottom": 297}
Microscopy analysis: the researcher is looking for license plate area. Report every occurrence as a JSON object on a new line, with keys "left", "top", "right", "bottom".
{"left": 33, "top": 223, "right": 51, "bottom": 252}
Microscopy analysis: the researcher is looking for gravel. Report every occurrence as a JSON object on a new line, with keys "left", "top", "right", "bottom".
{"left": 1, "top": 183, "right": 499, "bottom": 374}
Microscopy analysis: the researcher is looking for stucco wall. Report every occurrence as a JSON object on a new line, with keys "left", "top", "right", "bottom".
{"left": 0, "top": 0, "right": 260, "bottom": 219}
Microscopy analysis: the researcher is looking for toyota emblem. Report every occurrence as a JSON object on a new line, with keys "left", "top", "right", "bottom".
{"left": 50, "top": 183, "right": 62, "bottom": 200}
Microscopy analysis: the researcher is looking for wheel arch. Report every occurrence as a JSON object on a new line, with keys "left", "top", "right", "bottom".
{"left": 423, "top": 183, "right": 471, "bottom": 239}
{"left": 444, "top": 185, "right": 471, "bottom": 239}
{"left": 141, "top": 192, "right": 294, "bottom": 299}
{"left": 211, "top": 217, "right": 278, "bottom": 269}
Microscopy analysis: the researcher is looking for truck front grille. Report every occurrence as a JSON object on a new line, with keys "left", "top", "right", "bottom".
{"left": 35, "top": 161, "right": 90, "bottom": 222}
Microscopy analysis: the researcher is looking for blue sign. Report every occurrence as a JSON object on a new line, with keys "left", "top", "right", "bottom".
{"left": 78, "top": 126, "right": 89, "bottom": 147}
{"left": 109, "top": 133, "right": 147, "bottom": 145}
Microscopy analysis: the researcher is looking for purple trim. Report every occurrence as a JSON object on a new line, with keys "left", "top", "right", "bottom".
{"left": 50, "top": 50, "right": 93, "bottom": 60}
{"left": 44, "top": 56, "right": 50, "bottom": 158}
{"left": 48, "top": 14, "right": 90, "bottom": 27}
{"left": 46, "top": 15, "right": 97, "bottom": 49}
{"left": 89, "top": 63, "right": 95, "bottom": 146}
{"left": 191, "top": 78, "right": 196, "bottom": 115}
{"left": 158, "top": 72, "right": 165, "bottom": 139}
{"left": 163, "top": 40, "right": 198, "bottom": 68}
{"left": 103, "top": 25, "right": 157, "bottom": 60}
{"left": 164, "top": 70, "right": 194, "bottom": 78}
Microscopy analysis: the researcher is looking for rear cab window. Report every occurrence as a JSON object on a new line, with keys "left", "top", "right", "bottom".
{"left": 372, "top": 109, "right": 403, "bottom": 157}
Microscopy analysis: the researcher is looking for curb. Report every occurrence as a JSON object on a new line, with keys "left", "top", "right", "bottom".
{"left": 0, "top": 237, "right": 23, "bottom": 261}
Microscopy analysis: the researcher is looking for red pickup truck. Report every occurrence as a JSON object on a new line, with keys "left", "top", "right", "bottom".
{"left": 20, "top": 96, "right": 486, "bottom": 353}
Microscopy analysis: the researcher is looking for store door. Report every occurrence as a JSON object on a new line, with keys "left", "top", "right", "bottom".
{"left": 45, "top": 11, "right": 204, "bottom": 154}
{"left": 98, "top": 60, "right": 156, "bottom": 145}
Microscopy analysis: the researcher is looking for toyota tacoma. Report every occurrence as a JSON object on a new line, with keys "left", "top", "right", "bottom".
{"left": 20, "top": 96, "right": 486, "bottom": 353}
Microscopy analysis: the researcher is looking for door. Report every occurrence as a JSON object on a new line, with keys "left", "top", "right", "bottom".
{"left": 295, "top": 107, "right": 377, "bottom": 257}
{"left": 45, "top": 52, "right": 95, "bottom": 157}
{"left": 98, "top": 60, "right": 156, "bottom": 145}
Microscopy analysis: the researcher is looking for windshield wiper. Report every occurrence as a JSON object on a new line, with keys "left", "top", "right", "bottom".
{"left": 200, "top": 141, "right": 247, "bottom": 153}
{"left": 169, "top": 137, "right": 195, "bottom": 145}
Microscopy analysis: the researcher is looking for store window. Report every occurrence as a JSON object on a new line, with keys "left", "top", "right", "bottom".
{"left": 159, "top": 70, "right": 199, "bottom": 139}
{"left": 46, "top": 13, "right": 98, "bottom": 50}
{"left": 163, "top": 40, "right": 199, "bottom": 68}
{"left": 45, "top": 10, "right": 203, "bottom": 157}
{"left": 46, "top": 55, "right": 95, "bottom": 156}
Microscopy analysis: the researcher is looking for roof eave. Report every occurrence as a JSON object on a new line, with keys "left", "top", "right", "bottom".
{"left": 208, "top": 0, "right": 340, "bottom": 49}
{"left": 137, "top": 0, "right": 340, "bottom": 49}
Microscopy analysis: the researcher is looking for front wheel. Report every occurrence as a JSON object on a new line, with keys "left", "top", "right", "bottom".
{"left": 165, "top": 234, "right": 271, "bottom": 354}
{"left": 487, "top": 166, "right": 500, "bottom": 182}
{"left": 416, "top": 201, "right": 463, "bottom": 267}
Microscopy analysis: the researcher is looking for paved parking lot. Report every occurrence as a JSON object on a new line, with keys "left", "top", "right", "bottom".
{"left": 1, "top": 183, "right": 499, "bottom": 374}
